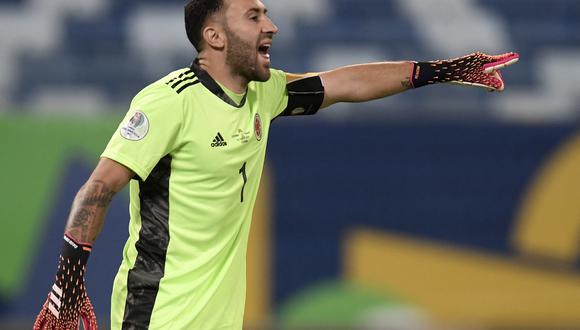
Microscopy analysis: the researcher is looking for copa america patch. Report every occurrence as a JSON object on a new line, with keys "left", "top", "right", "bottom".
{"left": 120, "top": 110, "right": 149, "bottom": 141}
{"left": 254, "top": 113, "right": 263, "bottom": 141}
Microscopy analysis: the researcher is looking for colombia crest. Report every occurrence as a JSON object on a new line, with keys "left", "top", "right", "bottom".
{"left": 254, "top": 113, "right": 263, "bottom": 141}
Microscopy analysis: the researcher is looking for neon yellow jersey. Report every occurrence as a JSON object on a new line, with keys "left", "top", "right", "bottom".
{"left": 101, "top": 63, "right": 288, "bottom": 330}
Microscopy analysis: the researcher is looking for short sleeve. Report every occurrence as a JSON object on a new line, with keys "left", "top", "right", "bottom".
{"left": 267, "top": 69, "right": 290, "bottom": 118}
{"left": 101, "top": 83, "right": 182, "bottom": 181}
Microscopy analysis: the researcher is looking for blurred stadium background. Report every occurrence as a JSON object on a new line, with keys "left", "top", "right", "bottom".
{"left": 1, "top": 0, "right": 580, "bottom": 329}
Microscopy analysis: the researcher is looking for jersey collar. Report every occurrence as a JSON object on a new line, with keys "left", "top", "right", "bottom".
{"left": 190, "top": 59, "right": 248, "bottom": 108}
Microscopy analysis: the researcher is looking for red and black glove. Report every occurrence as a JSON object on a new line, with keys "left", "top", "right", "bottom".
{"left": 410, "top": 52, "right": 520, "bottom": 91}
{"left": 34, "top": 234, "right": 98, "bottom": 330}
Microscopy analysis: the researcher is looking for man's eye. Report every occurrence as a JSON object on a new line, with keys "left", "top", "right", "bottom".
{"left": 250, "top": 16, "right": 258, "bottom": 21}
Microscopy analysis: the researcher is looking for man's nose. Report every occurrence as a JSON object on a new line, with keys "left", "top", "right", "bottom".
{"left": 263, "top": 17, "right": 278, "bottom": 35}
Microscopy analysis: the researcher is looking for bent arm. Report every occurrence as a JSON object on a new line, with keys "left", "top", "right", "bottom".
{"left": 318, "top": 61, "right": 414, "bottom": 108}
{"left": 65, "top": 157, "right": 134, "bottom": 244}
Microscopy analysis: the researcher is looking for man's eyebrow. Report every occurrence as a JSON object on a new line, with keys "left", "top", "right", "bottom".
{"left": 246, "top": 7, "right": 268, "bottom": 15}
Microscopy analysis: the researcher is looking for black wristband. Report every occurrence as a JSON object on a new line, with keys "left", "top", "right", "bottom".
{"left": 47, "top": 234, "right": 91, "bottom": 320}
{"left": 410, "top": 61, "right": 455, "bottom": 88}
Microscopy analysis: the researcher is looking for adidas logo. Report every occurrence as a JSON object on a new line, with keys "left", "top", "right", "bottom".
{"left": 211, "top": 132, "right": 228, "bottom": 147}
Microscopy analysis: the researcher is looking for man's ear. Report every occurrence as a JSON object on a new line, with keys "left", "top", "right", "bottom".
{"left": 202, "top": 25, "right": 225, "bottom": 50}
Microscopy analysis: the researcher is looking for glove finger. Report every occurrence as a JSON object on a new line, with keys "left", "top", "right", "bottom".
{"left": 450, "top": 70, "right": 504, "bottom": 91}
{"left": 80, "top": 297, "right": 98, "bottom": 330}
{"left": 483, "top": 52, "right": 519, "bottom": 73}
{"left": 449, "top": 80, "right": 496, "bottom": 90}
{"left": 33, "top": 314, "right": 46, "bottom": 330}
{"left": 81, "top": 314, "right": 98, "bottom": 330}
{"left": 488, "top": 70, "right": 505, "bottom": 91}
{"left": 478, "top": 70, "right": 504, "bottom": 91}
{"left": 34, "top": 299, "right": 55, "bottom": 330}
{"left": 33, "top": 309, "right": 45, "bottom": 329}
{"left": 35, "top": 317, "right": 56, "bottom": 330}
{"left": 41, "top": 320, "right": 55, "bottom": 330}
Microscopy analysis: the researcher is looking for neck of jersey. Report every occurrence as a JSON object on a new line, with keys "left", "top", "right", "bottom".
{"left": 191, "top": 59, "right": 248, "bottom": 108}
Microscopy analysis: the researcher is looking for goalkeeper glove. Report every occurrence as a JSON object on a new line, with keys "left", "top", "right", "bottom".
{"left": 34, "top": 234, "right": 98, "bottom": 330}
{"left": 410, "top": 52, "right": 519, "bottom": 91}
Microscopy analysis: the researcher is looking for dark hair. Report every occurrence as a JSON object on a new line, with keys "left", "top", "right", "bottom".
{"left": 184, "top": 0, "right": 225, "bottom": 52}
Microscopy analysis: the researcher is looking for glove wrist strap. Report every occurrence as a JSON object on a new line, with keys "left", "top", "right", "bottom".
{"left": 48, "top": 234, "right": 92, "bottom": 319}
{"left": 410, "top": 61, "right": 453, "bottom": 88}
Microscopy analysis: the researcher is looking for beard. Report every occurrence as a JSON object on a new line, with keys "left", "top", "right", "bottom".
{"left": 224, "top": 25, "right": 271, "bottom": 82}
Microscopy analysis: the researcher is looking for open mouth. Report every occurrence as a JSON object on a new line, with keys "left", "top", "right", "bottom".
{"left": 258, "top": 43, "right": 271, "bottom": 60}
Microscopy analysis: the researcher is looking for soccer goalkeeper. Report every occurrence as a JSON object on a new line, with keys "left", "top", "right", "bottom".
{"left": 34, "top": 0, "right": 518, "bottom": 329}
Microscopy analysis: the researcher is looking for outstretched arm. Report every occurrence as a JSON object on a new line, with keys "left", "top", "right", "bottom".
{"left": 319, "top": 61, "right": 414, "bottom": 108}
{"left": 287, "top": 52, "right": 519, "bottom": 109}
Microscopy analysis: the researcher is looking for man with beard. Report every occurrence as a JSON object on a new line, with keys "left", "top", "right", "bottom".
{"left": 34, "top": 0, "right": 519, "bottom": 329}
